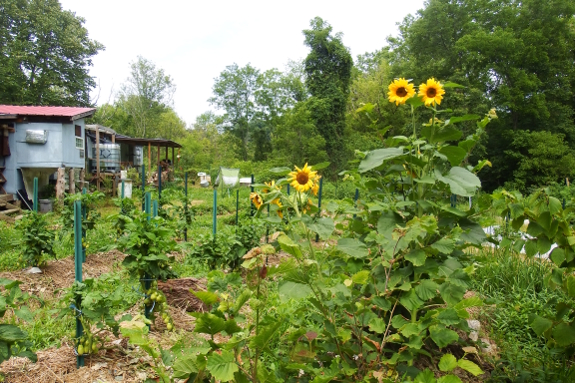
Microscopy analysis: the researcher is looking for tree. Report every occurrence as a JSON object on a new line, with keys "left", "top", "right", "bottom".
{"left": 303, "top": 17, "right": 352, "bottom": 173}
{"left": 388, "top": 0, "right": 575, "bottom": 191}
{"left": 0, "top": 0, "right": 104, "bottom": 106}
{"left": 209, "top": 64, "right": 301, "bottom": 161}
{"left": 118, "top": 56, "right": 176, "bottom": 138}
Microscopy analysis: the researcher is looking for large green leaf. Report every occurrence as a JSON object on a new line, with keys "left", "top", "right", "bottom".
{"left": 337, "top": 238, "right": 369, "bottom": 259}
{"left": 206, "top": 350, "right": 238, "bottom": 382}
{"left": 278, "top": 281, "right": 312, "bottom": 302}
{"left": 445, "top": 114, "right": 480, "bottom": 125}
{"left": 173, "top": 356, "right": 202, "bottom": 379}
{"left": 414, "top": 369, "right": 436, "bottom": 383}
{"left": 429, "top": 325, "right": 459, "bottom": 348}
{"left": 194, "top": 313, "right": 227, "bottom": 335}
{"left": 438, "top": 354, "right": 457, "bottom": 372}
{"left": 14, "top": 307, "right": 34, "bottom": 322}
{"left": 269, "top": 167, "right": 291, "bottom": 176}
{"left": 307, "top": 217, "right": 334, "bottom": 240}
{"left": 438, "top": 375, "right": 463, "bottom": 383}
{"left": 529, "top": 315, "right": 553, "bottom": 336}
{"left": 552, "top": 322, "right": 575, "bottom": 347}
{"left": 439, "top": 146, "right": 467, "bottom": 166}
{"left": 457, "top": 359, "right": 484, "bottom": 376}
{"left": 368, "top": 317, "right": 386, "bottom": 334}
{"left": 437, "top": 309, "right": 461, "bottom": 326}
{"left": 378, "top": 211, "right": 402, "bottom": 239}
{"left": 435, "top": 167, "right": 481, "bottom": 197}
{"left": 250, "top": 321, "right": 283, "bottom": 349}
{"left": 406, "top": 249, "right": 427, "bottom": 266}
{"left": 422, "top": 125, "right": 462, "bottom": 143}
{"left": 0, "top": 324, "right": 28, "bottom": 343}
{"left": 400, "top": 290, "right": 424, "bottom": 311}
{"left": 277, "top": 235, "right": 302, "bottom": 259}
{"left": 415, "top": 280, "right": 438, "bottom": 301}
{"left": 359, "top": 148, "right": 404, "bottom": 173}
{"left": 191, "top": 291, "right": 219, "bottom": 305}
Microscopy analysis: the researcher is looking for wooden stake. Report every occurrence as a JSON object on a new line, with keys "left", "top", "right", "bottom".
{"left": 69, "top": 168, "right": 75, "bottom": 194}
{"left": 79, "top": 168, "right": 85, "bottom": 190}
{"left": 56, "top": 167, "right": 65, "bottom": 203}
{"left": 148, "top": 142, "right": 151, "bottom": 174}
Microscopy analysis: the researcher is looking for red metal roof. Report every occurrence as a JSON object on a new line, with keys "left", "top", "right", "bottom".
{"left": 0, "top": 105, "right": 95, "bottom": 120}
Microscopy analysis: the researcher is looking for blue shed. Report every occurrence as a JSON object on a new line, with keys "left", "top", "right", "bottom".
{"left": 0, "top": 105, "right": 95, "bottom": 199}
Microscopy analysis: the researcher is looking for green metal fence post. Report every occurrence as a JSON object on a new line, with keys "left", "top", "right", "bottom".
{"left": 250, "top": 174, "right": 255, "bottom": 216}
{"left": 184, "top": 172, "right": 188, "bottom": 242}
{"left": 74, "top": 200, "right": 84, "bottom": 368}
{"left": 353, "top": 188, "right": 359, "bottom": 219}
{"left": 141, "top": 164, "right": 146, "bottom": 211}
{"left": 235, "top": 189, "right": 239, "bottom": 234}
{"left": 158, "top": 165, "right": 162, "bottom": 200}
{"left": 33, "top": 177, "right": 38, "bottom": 213}
{"left": 153, "top": 200, "right": 158, "bottom": 218}
{"left": 121, "top": 180, "right": 125, "bottom": 199}
{"left": 315, "top": 177, "right": 324, "bottom": 242}
{"left": 145, "top": 192, "right": 151, "bottom": 221}
{"left": 213, "top": 189, "right": 217, "bottom": 236}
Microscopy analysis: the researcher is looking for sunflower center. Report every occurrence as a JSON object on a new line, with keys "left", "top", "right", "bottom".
{"left": 296, "top": 172, "right": 309, "bottom": 185}
{"left": 426, "top": 87, "right": 437, "bottom": 98}
{"left": 396, "top": 87, "right": 408, "bottom": 97}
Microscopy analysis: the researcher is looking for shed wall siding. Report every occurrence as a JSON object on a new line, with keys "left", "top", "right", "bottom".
{"left": 2, "top": 120, "right": 86, "bottom": 195}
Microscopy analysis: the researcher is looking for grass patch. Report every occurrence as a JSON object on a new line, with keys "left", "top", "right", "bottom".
{"left": 472, "top": 248, "right": 575, "bottom": 382}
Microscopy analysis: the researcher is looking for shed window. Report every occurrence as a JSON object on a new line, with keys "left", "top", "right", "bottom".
{"left": 75, "top": 125, "right": 83, "bottom": 149}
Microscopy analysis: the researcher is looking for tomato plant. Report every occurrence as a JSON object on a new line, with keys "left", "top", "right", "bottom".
{"left": 15, "top": 211, "right": 55, "bottom": 268}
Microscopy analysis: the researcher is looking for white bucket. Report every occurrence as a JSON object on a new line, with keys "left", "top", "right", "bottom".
{"left": 118, "top": 180, "right": 133, "bottom": 198}
{"left": 120, "top": 170, "right": 128, "bottom": 180}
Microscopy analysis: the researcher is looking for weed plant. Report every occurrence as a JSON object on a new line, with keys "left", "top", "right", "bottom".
{"left": 472, "top": 248, "right": 574, "bottom": 381}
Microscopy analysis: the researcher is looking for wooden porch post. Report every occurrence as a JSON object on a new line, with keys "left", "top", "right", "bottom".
{"left": 165, "top": 146, "right": 168, "bottom": 160}
{"left": 56, "top": 167, "right": 65, "bottom": 202}
{"left": 69, "top": 168, "right": 75, "bottom": 194}
{"left": 148, "top": 142, "right": 151, "bottom": 173}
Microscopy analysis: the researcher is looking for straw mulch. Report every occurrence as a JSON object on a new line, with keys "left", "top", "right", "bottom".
{"left": 0, "top": 250, "right": 126, "bottom": 299}
{"left": 157, "top": 277, "right": 208, "bottom": 312}
{"left": 1, "top": 343, "right": 153, "bottom": 383}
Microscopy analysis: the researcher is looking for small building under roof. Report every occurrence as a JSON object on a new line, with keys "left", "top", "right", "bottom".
{"left": 0, "top": 105, "right": 95, "bottom": 198}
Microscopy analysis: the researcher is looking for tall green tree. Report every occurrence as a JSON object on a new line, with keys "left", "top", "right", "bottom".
{"left": 388, "top": 0, "right": 575, "bottom": 191}
{"left": 117, "top": 56, "right": 176, "bottom": 138}
{"left": 303, "top": 17, "right": 352, "bottom": 173}
{"left": 209, "top": 63, "right": 301, "bottom": 161}
{"left": 0, "top": 0, "right": 103, "bottom": 106}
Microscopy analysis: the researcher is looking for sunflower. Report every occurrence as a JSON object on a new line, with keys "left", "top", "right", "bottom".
{"left": 288, "top": 163, "right": 318, "bottom": 193}
{"left": 311, "top": 176, "right": 321, "bottom": 196}
{"left": 302, "top": 198, "right": 313, "bottom": 214}
{"left": 263, "top": 180, "right": 280, "bottom": 193}
{"left": 250, "top": 192, "right": 263, "bottom": 210}
{"left": 387, "top": 78, "right": 415, "bottom": 105}
{"left": 272, "top": 198, "right": 283, "bottom": 219}
{"left": 418, "top": 78, "right": 445, "bottom": 106}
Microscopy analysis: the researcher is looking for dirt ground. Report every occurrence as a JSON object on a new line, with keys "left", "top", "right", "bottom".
{"left": 0, "top": 250, "right": 126, "bottom": 299}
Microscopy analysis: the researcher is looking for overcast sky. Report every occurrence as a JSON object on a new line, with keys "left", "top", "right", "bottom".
{"left": 58, "top": 0, "right": 425, "bottom": 126}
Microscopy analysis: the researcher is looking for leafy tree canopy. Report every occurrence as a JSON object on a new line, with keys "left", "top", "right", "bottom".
{"left": 0, "top": 0, "right": 104, "bottom": 106}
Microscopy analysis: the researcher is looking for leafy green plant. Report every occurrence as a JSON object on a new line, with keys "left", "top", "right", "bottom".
{"left": 489, "top": 188, "right": 575, "bottom": 355}
{"left": 15, "top": 211, "right": 55, "bottom": 268}
{"left": 185, "top": 220, "right": 263, "bottom": 270}
{"left": 0, "top": 278, "right": 37, "bottom": 364}
{"left": 116, "top": 211, "right": 178, "bottom": 327}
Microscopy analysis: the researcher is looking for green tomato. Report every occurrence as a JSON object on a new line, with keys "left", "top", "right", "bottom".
{"left": 167, "top": 323, "right": 173, "bottom": 331}
{"left": 77, "top": 345, "right": 84, "bottom": 355}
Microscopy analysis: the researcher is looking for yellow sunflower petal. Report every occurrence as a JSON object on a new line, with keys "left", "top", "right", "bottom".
{"left": 418, "top": 78, "right": 445, "bottom": 106}
{"left": 388, "top": 78, "right": 416, "bottom": 106}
